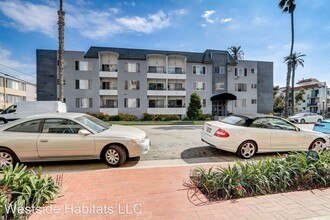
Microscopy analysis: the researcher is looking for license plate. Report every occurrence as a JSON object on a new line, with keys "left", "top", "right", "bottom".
{"left": 206, "top": 127, "right": 212, "bottom": 133}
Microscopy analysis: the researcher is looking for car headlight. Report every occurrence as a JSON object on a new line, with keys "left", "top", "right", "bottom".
{"left": 131, "top": 136, "right": 147, "bottom": 143}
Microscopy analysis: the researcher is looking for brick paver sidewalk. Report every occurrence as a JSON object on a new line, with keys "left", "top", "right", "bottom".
{"left": 30, "top": 164, "right": 330, "bottom": 220}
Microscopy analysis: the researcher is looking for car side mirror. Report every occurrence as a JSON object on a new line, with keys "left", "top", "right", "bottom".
{"left": 78, "top": 129, "right": 91, "bottom": 136}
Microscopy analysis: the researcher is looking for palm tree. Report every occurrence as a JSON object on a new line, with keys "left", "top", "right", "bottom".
{"left": 227, "top": 46, "right": 244, "bottom": 60}
{"left": 58, "top": 0, "right": 65, "bottom": 102}
{"left": 284, "top": 52, "right": 305, "bottom": 114}
{"left": 279, "top": 0, "right": 296, "bottom": 117}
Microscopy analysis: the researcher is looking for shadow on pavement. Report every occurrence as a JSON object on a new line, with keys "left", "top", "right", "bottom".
{"left": 26, "top": 157, "right": 141, "bottom": 174}
{"left": 180, "top": 146, "right": 236, "bottom": 164}
{"left": 153, "top": 125, "right": 203, "bottom": 131}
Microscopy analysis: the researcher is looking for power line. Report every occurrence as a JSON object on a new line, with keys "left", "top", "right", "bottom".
{"left": 0, "top": 63, "right": 36, "bottom": 80}
{"left": 0, "top": 71, "right": 35, "bottom": 85}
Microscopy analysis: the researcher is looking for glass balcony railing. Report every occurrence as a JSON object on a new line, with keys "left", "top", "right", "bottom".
{"left": 148, "top": 66, "right": 165, "bottom": 73}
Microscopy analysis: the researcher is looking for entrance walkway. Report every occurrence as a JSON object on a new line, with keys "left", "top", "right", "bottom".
{"left": 30, "top": 163, "right": 330, "bottom": 220}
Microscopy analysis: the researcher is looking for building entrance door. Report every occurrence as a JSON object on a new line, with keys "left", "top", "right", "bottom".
{"left": 212, "top": 101, "right": 224, "bottom": 116}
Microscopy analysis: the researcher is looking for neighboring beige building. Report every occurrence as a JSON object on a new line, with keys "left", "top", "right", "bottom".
{"left": 0, "top": 75, "right": 36, "bottom": 110}
{"left": 280, "top": 78, "right": 329, "bottom": 115}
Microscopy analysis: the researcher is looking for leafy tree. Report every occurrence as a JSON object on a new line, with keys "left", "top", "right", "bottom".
{"left": 294, "top": 89, "right": 305, "bottom": 112}
{"left": 187, "top": 93, "right": 203, "bottom": 120}
{"left": 227, "top": 46, "right": 244, "bottom": 60}
{"left": 284, "top": 52, "right": 305, "bottom": 114}
{"left": 273, "top": 86, "right": 284, "bottom": 113}
{"left": 279, "top": 0, "right": 296, "bottom": 117}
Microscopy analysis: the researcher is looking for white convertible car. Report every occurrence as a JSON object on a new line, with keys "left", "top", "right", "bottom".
{"left": 201, "top": 114, "right": 329, "bottom": 159}
{"left": 0, "top": 113, "right": 150, "bottom": 168}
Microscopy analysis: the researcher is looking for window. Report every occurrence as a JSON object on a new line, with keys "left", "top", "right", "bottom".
{"left": 251, "top": 68, "right": 256, "bottom": 74}
{"left": 148, "top": 66, "right": 165, "bottom": 73}
{"left": 193, "top": 66, "right": 206, "bottom": 75}
{"left": 214, "top": 66, "right": 225, "bottom": 74}
{"left": 6, "top": 95, "right": 25, "bottom": 103}
{"left": 252, "top": 99, "right": 257, "bottom": 104}
{"left": 193, "top": 82, "right": 206, "bottom": 91}
{"left": 235, "top": 83, "right": 247, "bottom": 92}
{"left": 124, "top": 63, "right": 140, "bottom": 72}
{"left": 149, "top": 99, "right": 165, "bottom": 108}
{"left": 244, "top": 68, "right": 247, "bottom": 76}
{"left": 215, "top": 83, "right": 225, "bottom": 90}
{"left": 168, "top": 67, "right": 183, "bottom": 74}
{"left": 242, "top": 99, "right": 247, "bottom": 107}
{"left": 6, "top": 79, "right": 26, "bottom": 91}
{"left": 125, "top": 81, "right": 140, "bottom": 90}
{"left": 0, "top": 77, "right": 3, "bottom": 87}
{"left": 251, "top": 84, "right": 257, "bottom": 89}
{"left": 148, "top": 83, "right": 165, "bottom": 90}
{"left": 75, "top": 80, "right": 92, "bottom": 89}
{"left": 124, "top": 98, "right": 140, "bottom": 108}
{"left": 235, "top": 68, "right": 244, "bottom": 76}
{"left": 101, "top": 81, "right": 117, "bottom": 90}
{"left": 203, "top": 99, "right": 206, "bottom": 108}
{"left": 42, "top": 119, "right": 83, "bottom": 134}
{"left": 75, "top": 61, "right": 92, "bottom": 71}
{"left": 101, "top": 99, "right": 117, "bottom": 108}
{"left": 76, "top": 98, "right": 92, "bottom": 108}
{"left": 5, "top": 120, "right": 41, "bottom": 133}
{"left": 266, "top": 118, "right": 296, "bottom": 131}
{"left": 168, "top": 83, "right": 184, "bottom": 91}
{"left": 168, "top": 99, "right": 184, "bottom": 108}
{"left": 101, "top": 64, "right": 117, "bottom": 72}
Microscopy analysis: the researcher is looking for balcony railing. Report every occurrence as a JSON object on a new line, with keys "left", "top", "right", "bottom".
{"left": 168, "top": 87, "right": 185, "bottom": 91}
{"left": 307, "top": 103, "right": 318, "bottom": 107}
{"left": 100, "top": 105, "right": 118, "bottom": 108}
{"left": 100, "top": 86, "right": 118, "bottom": 90}
{"left": 168, "top": 67, "right": 184, "bottom": 74}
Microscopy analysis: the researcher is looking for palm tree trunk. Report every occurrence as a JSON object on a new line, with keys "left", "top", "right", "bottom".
{"left": 285, "top": 63, "right": 291, "bottom": 116}
{"left": 58, "top": 0, "right": 65, "bottom": 102}
{"left": 291, "top": 65, "right": 295, "bottom": 114}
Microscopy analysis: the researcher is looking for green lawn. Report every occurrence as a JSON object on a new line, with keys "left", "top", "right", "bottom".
{"left": 108, "top": 120, "right": 206, "bottom": 125}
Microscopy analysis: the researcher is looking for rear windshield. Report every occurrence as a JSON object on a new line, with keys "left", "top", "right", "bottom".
{"left": 220, "top": 116, "right": 246, "bottom": 126}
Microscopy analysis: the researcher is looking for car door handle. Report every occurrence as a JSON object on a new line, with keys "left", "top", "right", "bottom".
{"left": 40, "top": 139, "right": 48, "bottom": 143}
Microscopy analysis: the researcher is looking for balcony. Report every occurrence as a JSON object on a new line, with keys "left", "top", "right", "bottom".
{"left": 307, "top": 102, "right": 318, "bottom": 107}
{"left": 148, "top": 66, "right": 165, "bottom": 74}
{"left": 147, "top": 87, "right": 186, "bottom": 96}
{"left": 147, "top": 107, "right": 186, "bottom": 115}
{"left": 307, "top": 94, "right": 320, "bottom": 99}
{"left": 99, "top": 108, "right": 118, "bottom": 115}
{"left": 100, "top": 88, "right": 118, "bottom": 96}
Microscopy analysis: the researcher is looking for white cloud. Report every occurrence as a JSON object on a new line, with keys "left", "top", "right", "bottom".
{"left": 0, "top": 47, "right": 35, "bottom": 82}
{"left": 0, "top": 0, "right": 181, "bottom": 39}
{"left": 201, "top": 10, "right": 216, "bottom": 23}
{"left": 220, "top": 18, "right": 232, "bottom": 23}
{"left": 116, "top": 11, "right": 170, "bottom": 34}
{"left": 201, "top": 24, "right": 207, "bottom": 27}
{"left": 0, "top": 0, "right": 57, "bottom": 37}
{"left": 201, "top": 10, "right": 232, "bottom": 25}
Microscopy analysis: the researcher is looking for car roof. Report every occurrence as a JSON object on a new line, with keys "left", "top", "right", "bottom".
{"left": 231, "top": 113, "right": 271, "bottom": 120}
{"left": 25, "top": 112, "right": 86, "bottom": 120}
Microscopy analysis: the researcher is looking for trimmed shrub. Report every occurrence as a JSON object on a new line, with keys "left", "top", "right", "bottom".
{"left": 198, "top": 114, "right": 212, "bottom": 121}
{"left": 118, "top": 113, "right": 138, "bottom": 121}
{"left": 97, "top": 112, "right": 105, "bottom": 121}
{"left": 142, "top": 113, "right": 153, "bottom": 121}
{"left": 109, "top": 115, "right": 120, "bottom": 121}
{"left": 190, "top": 150, "right": 330, "bottom": 201}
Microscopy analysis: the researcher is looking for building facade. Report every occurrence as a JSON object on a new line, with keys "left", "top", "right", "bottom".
{"left": 0, "top": 75, "right": 36, "bottom": 110}
{"left": 37, "top": 47, "right": 273, "bottom": 118}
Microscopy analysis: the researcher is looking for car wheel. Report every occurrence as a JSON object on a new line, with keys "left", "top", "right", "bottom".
{"left": 309, "top": 138, "right": 325, "bottom": 150}
{"left": 0, "top": 118, "right": 7, "bottom": 125}
{"left": 317, "top": 119, "right": 322, "bottom": 122}
{"left": 0, "top": 148, "right": 17, "bottom": 169}
{"left": 103, "top": 145, "right": 127, "bottom": 167}
{"left": 300, "top": 119, "right": 305, "bottom": 124}
{"left": 237, "top": 141, "right": 257, "bottom": 159}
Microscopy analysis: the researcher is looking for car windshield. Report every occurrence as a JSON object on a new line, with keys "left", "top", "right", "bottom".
{"left": 294, "top": 113, "right": 306, "bottom": 117}
{"left": 75, "top": 115, "right": 111, "bottom": 133}
{"left": 220, "top": 116, "right": 246, "bottom": 126}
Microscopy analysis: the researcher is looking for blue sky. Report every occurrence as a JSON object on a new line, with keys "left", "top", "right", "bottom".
{"left": 0, "top": 0, "right": 329, "bottom": 86}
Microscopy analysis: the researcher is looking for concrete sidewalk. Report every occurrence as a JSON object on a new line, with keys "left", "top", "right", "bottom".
{"left": 30, "top": 162, "right": 330, "bottom": 220}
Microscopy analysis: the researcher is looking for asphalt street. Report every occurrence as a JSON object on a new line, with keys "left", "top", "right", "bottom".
{"left": 26, "top": 123, "right": 315, "bottom": 173}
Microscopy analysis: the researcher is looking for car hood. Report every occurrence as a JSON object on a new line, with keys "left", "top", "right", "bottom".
{"left": 98, "top": 125, "right": 146, "bottom": 139}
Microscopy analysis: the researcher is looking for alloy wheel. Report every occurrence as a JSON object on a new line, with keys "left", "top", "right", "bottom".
{"left": 105, "top": 149, "right": 120, "bottom": 165}
{"left": 0, "top": 152, "right": 13, "bottom": 168}
{"left": 240, "top": 142, "right": 256, "bottom": 158}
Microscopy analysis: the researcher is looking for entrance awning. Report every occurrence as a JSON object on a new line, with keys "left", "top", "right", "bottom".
{"left": 210, "top": 93, "right": 237, "bottom": 101}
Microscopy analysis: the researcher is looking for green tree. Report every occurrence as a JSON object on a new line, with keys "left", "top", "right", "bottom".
{"left": 294, "top": 89, "right": 305, "bottom": 112}
{"left": 284, "top": 52, "right": 305, "bottom": 114}
{"left": 187, "top": 93, "right": 202, "bottom": 120}
{"left": 273, "top": 86, "right": 284, "bottom": 113}
{"left": 279, "top": 0, "right": 296, "bottom": 117}
{"left": 227, "top": 46, "right": 244, "bottom": 60}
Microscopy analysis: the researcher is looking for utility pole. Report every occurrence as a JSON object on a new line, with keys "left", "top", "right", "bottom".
{"left": 58, "top": 0, "right": 65, "bottom": 102}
